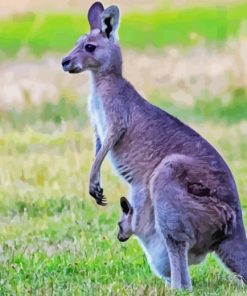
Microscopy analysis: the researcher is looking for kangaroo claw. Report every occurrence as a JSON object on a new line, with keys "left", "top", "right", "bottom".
{"left": 89, "top": 182, "right": 107, "bottom": 206}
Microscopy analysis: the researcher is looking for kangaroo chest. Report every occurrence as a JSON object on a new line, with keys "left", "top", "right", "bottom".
{"left": 88, "top": 93, "right": 107, "bottom": 141}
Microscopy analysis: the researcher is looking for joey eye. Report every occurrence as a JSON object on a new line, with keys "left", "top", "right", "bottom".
{"left": 85, "top": 44, "right": 96, "bottom": 53}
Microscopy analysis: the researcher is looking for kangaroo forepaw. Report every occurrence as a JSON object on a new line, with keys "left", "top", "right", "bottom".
{"left": 89, "top": 183, "right": 107, "bottom": 206}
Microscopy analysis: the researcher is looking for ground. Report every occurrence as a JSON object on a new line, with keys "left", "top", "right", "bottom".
{"left": 0, "top": 1, "right": 247, "bottom": 295}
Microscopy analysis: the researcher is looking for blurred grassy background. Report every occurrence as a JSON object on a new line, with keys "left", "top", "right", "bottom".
{"left": 0, "top": 0, "right": 247, "bottom": 295}
{"left": 1, "top": 2, "right": 247, "bottom": 56}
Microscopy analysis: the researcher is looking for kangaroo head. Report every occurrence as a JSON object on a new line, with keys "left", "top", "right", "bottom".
{"left": 117, "top": 196, "right": 133, "bottom": 242}
{"left": 61, "top": 2, "right": 122, "bottom": 75}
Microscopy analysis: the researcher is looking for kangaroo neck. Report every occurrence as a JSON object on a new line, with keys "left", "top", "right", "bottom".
{"left": 90, "top": 68, "right": 123, "bottom": 93}
{"left": 89, "top": 72, "right": 127, "bottom": 111}
{"left": 91, "top": 72, "right": 119, "bottom": 95}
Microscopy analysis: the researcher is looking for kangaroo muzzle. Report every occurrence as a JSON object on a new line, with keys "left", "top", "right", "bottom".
{"left": 61, "top": 56, "right": 83, "bottom": 73}
{"left": 61, "top": 57, "right": 71, "bottom": 71}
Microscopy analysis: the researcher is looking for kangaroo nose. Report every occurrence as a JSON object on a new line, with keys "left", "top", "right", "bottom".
{"left": 61, "top": 57, "right": 71, "bottom": 71}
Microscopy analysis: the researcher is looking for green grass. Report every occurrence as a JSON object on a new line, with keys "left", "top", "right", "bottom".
{"left": 2, "top": 86, "right": 247, "bottom": 132}
{"left": 1, "top": 2, "right": 247, "bottom": 57}
{"left": 0, "top": 97, "right": 87, "bottom": 130}
{"left": 151, "top": 87, "right": 247, "bottom": 125}
{"left": 0, "top": 93, "right": 246, "bottom": 295}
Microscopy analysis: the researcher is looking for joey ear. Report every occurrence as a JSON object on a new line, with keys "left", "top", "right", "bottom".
{"left": 120, "top": 197, "right": 132, "bottom": 215}
{"left": 101, "top": 5, "right": 120, "bottom": 42}
{"left": 88, "top": 2, "right": 104, "bottom": 31}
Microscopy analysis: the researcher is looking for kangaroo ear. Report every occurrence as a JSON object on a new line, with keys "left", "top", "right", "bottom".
{"left": 88, "top": 2, "right": 104, "bottom": 31}
{"left": 101, "top": 5, "right": 120, "bottom": 42}
{"left": 120, "top": 197, "right": 132, "bottom": 215}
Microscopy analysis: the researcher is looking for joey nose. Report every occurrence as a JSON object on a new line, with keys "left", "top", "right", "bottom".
{"left": 61, "top": 57, "right": 71, "bottom": 71}
{"left": 117, "top": 233, "right": 129, "bottom": 242}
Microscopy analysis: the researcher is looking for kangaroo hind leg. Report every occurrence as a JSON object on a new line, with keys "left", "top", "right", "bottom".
{"left": 150, "top": 160, "right": 193, "bottom": 290}
{"left": 165, "top": 235, "right": 192, "bottom": 290}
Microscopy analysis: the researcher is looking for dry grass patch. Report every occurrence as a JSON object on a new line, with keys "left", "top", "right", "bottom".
{"left": 1, "top": 40, "right": 247, "bottom": 111}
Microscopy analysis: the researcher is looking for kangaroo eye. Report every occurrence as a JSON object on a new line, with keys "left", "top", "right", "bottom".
{"left": 85, "top": 44, "right": 96, "bottom": 53}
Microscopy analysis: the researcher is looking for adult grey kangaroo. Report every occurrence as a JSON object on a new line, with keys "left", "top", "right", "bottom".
{"left": 61, "top": 2, "right": 247, "bottom": 290}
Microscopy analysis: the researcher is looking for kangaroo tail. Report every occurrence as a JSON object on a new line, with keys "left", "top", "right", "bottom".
{"left": 216, "top": 231, "right": 247, "bottom": 284}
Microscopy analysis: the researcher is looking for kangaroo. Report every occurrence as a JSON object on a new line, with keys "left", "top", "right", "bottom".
{"left": 61, "top": 2, "right": 247, "bottom": 290}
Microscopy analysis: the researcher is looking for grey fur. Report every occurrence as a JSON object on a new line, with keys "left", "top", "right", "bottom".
{"left": 62, "top": 2, "right": 247, "bottom": 290}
